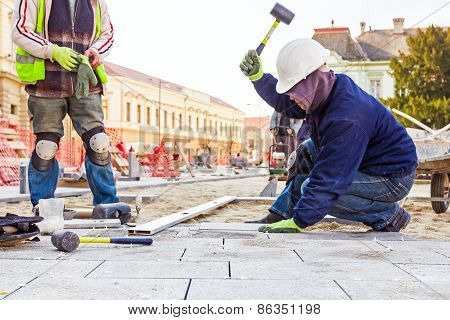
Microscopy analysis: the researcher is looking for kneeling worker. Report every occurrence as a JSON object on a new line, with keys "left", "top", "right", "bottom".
{"left": 240, "top": 39, "right": 418, "bottom": 233}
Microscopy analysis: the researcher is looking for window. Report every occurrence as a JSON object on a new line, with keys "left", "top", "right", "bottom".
{"left": 203, "top": 119, "right": 207, "bottom": 133}
{"left": 172, "top": 112, "right": 175, "bottom": 129}
{"left": 188, "top": 115, "right": 192, "bottom": 130}
{"left": 220, "top": 122, "right": 223, "bottom": 136}
{"left": 164, "top": 111, "right": 168, "bottom": 128}
{"left": 146, "top": 107, "right": 151, "bottom": 125}
{"left": 179, "top": 114, "right": 182, "bottom": 129}
{"left": 196, "top": 117, "right": 199, "bottom": 131}
{"left": 10, "top": 104, "right": 18, "bottom": 116}
{"left": 101, "top": 101, "right": 108, "bottom": 120}
{"left": 370, "top": 80, "right": 381, "bottom": 99}
{"left": 156, "top": 109, "right": 160, "bottom": 126}
{"left": 209, "top": 120, "right": 212, "bottom": 133}
{"left": 137, "top": 104, "right": 141, "bottom": 123}
{"left": 126, "top": 102, "right": 131, "bottom": 122}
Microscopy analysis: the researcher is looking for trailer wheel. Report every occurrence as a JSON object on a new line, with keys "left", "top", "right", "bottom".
{"left": 431, "top": 173, "right": 449, "bottom": 213}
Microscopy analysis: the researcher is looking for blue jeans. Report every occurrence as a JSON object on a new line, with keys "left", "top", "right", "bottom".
{"left": 29, "top": 157, "right": 118, "bottom": 206}
{"left": 28, "top": 94, "right": 118, "bottom": 206}
{"left": 270, "top": 139, "right": 416, "bottom": 230}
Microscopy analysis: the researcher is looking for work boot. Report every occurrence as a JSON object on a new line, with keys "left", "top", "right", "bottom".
{"left": 379, "top": 208, "right": 411, "bottom": 232}
{"left": 246, "top": 212, "right": 285, "bottom": 224}
{"left": 32, "top": 205, "right": 39, "bottom": 216}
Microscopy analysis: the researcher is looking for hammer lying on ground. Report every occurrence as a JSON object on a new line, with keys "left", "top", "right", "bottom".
{"left": 51, "top": 230, "right": 153, "bottom": 253}
{"left": 66, "top": 203, "right": 132, "bottom": 224}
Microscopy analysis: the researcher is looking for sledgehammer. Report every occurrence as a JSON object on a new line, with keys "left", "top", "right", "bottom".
{"left": 255, "top": 3, "right": 295, "bottom": 55}
{"left": 51, "top": 230, "right": 153, "bottom": 253}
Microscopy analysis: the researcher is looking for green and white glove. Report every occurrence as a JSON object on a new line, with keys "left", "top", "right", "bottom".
{"left": 52, "top": 45, "right": 79, "bottom": 71}
{"left": 240, "top": 50, "right": 263, "bottom": 81}
{"left": 75, "top": 54, "right": 98, "bottom": 100}
{"left": 258, "top": 218, "right": 304, "bottom": 233}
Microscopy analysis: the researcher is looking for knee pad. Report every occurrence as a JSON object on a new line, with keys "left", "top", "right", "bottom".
{"left": 31, "top": 133, "right": 60, "bottom": 172}
{"left": 82, "top": 126, "right": 111, "bottom": 166}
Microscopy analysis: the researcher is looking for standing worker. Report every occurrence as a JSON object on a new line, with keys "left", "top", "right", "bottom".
{"left": 240, "top": 39, "right": 418, "bottom": 232}
{"left": 11, "top": 0, "right": 118, "bottom": 211}
{"left": 269, "top": 110, "right": 301, "bottom": 161}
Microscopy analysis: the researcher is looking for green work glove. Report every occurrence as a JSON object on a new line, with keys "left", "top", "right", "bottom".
{"left": 75, "top": 54, "right": 98, "bottom": 100}
{"left": 240, "top": 50, "right": 263, "bottom": 81}
{"left": 52, "top": 45, "right": 79, "bottom": 71}
{"left": 258, "top": 218, "right": 304, "bottom": 233}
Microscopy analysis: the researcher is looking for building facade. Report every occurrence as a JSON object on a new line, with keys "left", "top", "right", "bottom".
{"left": 243, "top": 116, "right": 271, "bottom": 165}
{"left": 313, "top": 18, "right": 420, "bottom": 100}
{"left": 0, "top": 0, "right": 244, "bottom": 161}
{"left": 103, "top": 63, "right": 245, "bottom": 160}
{"left": 0, "top": 0, "right": 26, "bottom": 125}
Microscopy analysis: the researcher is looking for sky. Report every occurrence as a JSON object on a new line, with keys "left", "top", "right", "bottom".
{"left": 106, "top": 0, "right": 449, "bottom": 117}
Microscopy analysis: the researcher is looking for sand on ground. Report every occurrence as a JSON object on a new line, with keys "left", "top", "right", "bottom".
{"left": 0, "top": 177, "right": 448, "bottom": 240}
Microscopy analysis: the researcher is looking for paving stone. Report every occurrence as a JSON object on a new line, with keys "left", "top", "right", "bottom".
{"left": 89, "top": 260, "right": 229, "bottom": 279}
{"left": 59, "top": 246, "right": 185, "bottom": 261}
{"left": 187, "top": 279, "right": 348, "bottom": 300}
{"left": 336, "top": 280, "right": 445, "bottom": 299}
{"left": 226, "top": 238, "right": 367, "bottom": 251}
{"left": 395, "top": 264, "right": 450, "bottom": 282}
{"left": 9, "top": 278, "right": 189, "bottom": 300}
{"left": 182, "top": 247, "right": 299, "bottom": 262}
{"left": 231, "top": 260, "right": 416, "bottom": 281}
{"left": 421, "top": 282, "right": 450, "bottom": 299}
{"left": 151, "top": 237, "right": 225, "bottom": 250}
{"left": 199, "top": 223, "right": 264, "bottom": 232}
{"left": 268, "top": 232, "right": 414, "bottom": 241}
{"left": 0, "top": 260, "right": 57, "bottom": 295}
{"left": 186, "top": 230, "right": 267, "bottom": 239}
{"left": 363, "top": 240, "right": 450, "bottom": 257}
{"left": 293, "top": 241, "right": 382, "bottom": 263}
{"left": 0, "top": 245, "right": 62, "bottom": 260}
{"left": 0, "top": 260, "right": 99, "bottom": 295}
{"left": 381, "top": 251, "right": 448, "bottom": 264}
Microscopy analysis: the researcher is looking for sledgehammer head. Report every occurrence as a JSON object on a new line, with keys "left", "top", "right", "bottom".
{"left": 51, "top": 230, "right": 80, "bottom": 253}
{"left": 270, "top": 3, "right": 295, "bottom": 25}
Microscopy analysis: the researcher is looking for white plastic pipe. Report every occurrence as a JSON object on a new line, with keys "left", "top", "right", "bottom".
{"left": 391, "top": 108, "right": 436, "bottom": 134}
{"left": 431, "top": 123, "right": 450, "bottom": 138}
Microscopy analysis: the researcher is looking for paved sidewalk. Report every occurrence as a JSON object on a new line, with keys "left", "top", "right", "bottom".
{"left": 1, "top": 223, "right": 449, "bottom": 300}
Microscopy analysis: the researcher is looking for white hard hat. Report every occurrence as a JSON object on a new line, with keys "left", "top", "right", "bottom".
{"left": 276, "top": 38, "right": 330, "bottom": 94}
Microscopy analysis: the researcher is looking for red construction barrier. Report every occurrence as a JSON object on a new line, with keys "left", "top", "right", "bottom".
{"left": 0, "top": 136, "right": 21, "bottom": 186}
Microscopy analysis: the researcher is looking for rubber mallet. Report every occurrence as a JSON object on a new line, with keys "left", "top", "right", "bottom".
{"left": 51, "top": 230, "right": 153, "bottom": 253}
{"left": 255, "top": 3, "right": 295, "bottom": 55}
{"left": 242, "top": 3, "right": 295, "bottom": 76}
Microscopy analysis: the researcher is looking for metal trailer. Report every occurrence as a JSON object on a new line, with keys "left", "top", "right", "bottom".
{"left": 416, "top": 154, "right": 450, "bottom": 213}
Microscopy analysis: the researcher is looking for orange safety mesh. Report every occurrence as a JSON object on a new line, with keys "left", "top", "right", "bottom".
{"left": 17, "top": 127, "right": 35, "bottom": 157}
{"left": 0, "top": 136, "right": 21, "bottom": 186}
{"left": 57, "top": 137, "right": 85, "bottom": 171}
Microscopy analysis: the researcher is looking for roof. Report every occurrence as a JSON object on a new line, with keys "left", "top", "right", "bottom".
{"left": 314, "top": 24, "right": 448, "bottom": 62}
{"left": 313, "top": 28, "right": 368, "bottom": 61}
{"left": 356, "top": 28, "right": 418, "bottom": 61}
{"left": 105, "top": 62, "right": 242, "bottom": 113}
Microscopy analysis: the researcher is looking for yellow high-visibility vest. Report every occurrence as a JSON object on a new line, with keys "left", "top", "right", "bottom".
{"left": 16, "top": 0, "right": 108, "bottom": 84}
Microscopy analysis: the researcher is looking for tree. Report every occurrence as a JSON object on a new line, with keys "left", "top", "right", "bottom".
{"left": 382, "top": 25, "right": 449, "bottom": 128}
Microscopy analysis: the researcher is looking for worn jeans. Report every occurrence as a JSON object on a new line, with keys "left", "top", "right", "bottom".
{"left": 270, "top": 139, "right": 416, "bottom": 230}
{"left": 28, "top": 94, "right": 118, "bottom": 206}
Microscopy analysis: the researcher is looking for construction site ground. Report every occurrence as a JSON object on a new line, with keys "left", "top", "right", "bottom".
{"left": 1, "top": 172, "right": 449, "bottom": 299}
